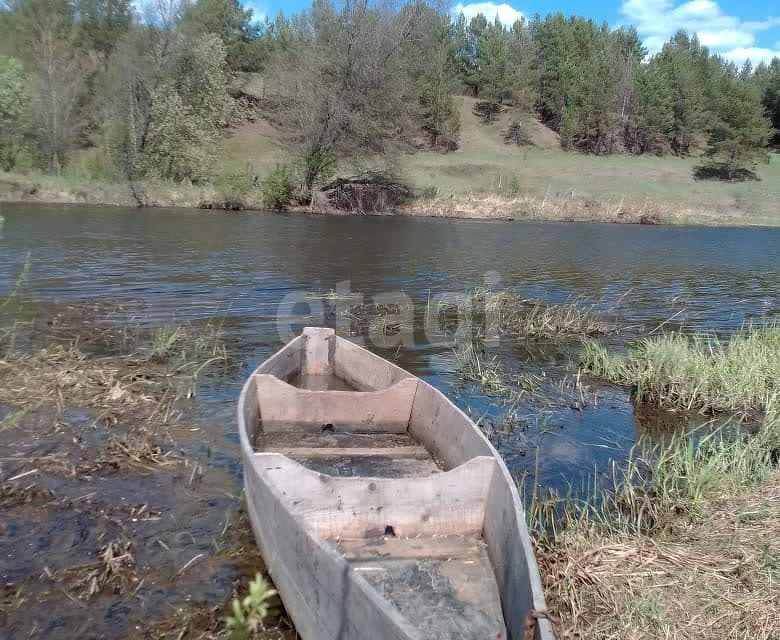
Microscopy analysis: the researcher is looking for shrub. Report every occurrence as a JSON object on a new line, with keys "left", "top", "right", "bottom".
{"left": 213, "top": 165, "right": 257, "bottom": 209}
{"left": 261, "top": 164, "right": 295, "bottom": 210}
{"left": 504, "top": 120, "right": 531, "bottom": 146}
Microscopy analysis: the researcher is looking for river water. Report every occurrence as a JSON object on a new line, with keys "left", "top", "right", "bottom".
{"left": 2, "top": 202, "right": 779, "bottom": 485}
{"left": 1, "top": 202, "right": 779, "bottom": 637}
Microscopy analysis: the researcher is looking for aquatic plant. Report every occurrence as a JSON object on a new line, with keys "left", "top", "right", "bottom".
{"left": 580, "top": 322, "right": 780, "bottom": 415}
{"left": 444, "top": 288, "right": 616, "bottom": 341}
{"left": 150, "top": 326, "right": 183, "bottom": 361}
{"left": 224, "top": 573, "right": 277, "bottom": 640}
{"left": 453, "top": 342, "right": 506, "bottom": 393}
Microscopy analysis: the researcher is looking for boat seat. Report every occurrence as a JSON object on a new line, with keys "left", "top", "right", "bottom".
{"left": 254, "top": 373, "right": 419, "bottom": 433}
{"left": 249, "top": 453, "right": 497, "bottom": 540}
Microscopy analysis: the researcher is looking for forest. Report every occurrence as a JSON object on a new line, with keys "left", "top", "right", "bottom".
{"left": 1, "top": 0, "right": 779, "bottom": 209}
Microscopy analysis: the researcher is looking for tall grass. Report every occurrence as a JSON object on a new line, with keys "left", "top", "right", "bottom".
{"left": 581, "top": 322, "right": 780, "bottom": 415}
{"left": 530, "top": 409, "right": 779, "bottom": 541}
{"left": 531, "top": 409, "right": 780, "bottom": 640}
{"left": 442, "top": 287, "right": 615, "bottom": 342}
{"left": 453, "top": 342, "right": 505, "bottom": 393}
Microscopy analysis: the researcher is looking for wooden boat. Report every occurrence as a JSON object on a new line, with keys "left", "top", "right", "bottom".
{"left": 238, "top": 327, "right": 553, "bottom": 640}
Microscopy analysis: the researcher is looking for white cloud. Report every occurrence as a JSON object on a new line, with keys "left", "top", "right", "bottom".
{"left": 244, "top": 1, "right": 267, "bottom": 24}
{"left": 723, "top": 47, "right": 780, "bottom": 65}
{"left": 621, "top": 0, "right": 780, "bottom": 64}
{"left": 453, "top": 2, "right": 524, "bottom": 25}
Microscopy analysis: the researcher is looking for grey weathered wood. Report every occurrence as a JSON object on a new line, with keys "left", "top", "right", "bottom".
{"left": 267, "top": 445, "right": 430, "bottom": 459}
{"left": 238, "top": 327, "right": 553, "bottom": 640}
{"left": 255, "top": 374, "right": 418, "bottom": 432}
{"left": 258, "top": 430, "right": 418, "bottom": 450}
{"left": 252, "top": 453, "right": 493, "bottom": 539}
{"left": 335, "top": 534, "right": 483, "bottom": 561}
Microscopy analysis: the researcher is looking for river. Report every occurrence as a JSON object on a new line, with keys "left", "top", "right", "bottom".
{"left": 1, "top": 202, "right": 778, "bottom": 637}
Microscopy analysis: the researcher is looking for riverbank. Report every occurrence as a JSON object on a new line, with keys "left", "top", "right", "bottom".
{"left": 539, "top": 464, "right": 780, "bottom": 639}
{"left": 535, "top": 327, "right": 780, "bottom": 638}
{"left": 530, "top": 330, "right": 780, "bottom": 640}
{"left": 2, "top": 169, "right": 778, "bottom": 227}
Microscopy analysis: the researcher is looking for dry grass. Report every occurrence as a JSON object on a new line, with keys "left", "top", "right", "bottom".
{"left": 442, "top": 287, "right": 616, "bottom": 341}
{"left": 403, "top": 192, "right": 676, "bottom": 224}
{"left": 540, "top": 471, "right": 780, "bottom": 639}
{"left": 61, "top": 539, "right": 137, "bottom": 600}
{"left": 342, "top": 301, "right": 414, "bottom": 337}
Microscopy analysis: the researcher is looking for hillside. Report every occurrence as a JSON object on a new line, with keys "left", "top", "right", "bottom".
{"left": 218, "top": 94, "right": 780, "bottom": 225}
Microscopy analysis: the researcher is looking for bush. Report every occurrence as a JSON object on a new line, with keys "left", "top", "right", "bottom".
{"left": 214, "top": 165, "right": 257, "bottom": 209}
{"left": 693, "top": 162, "right": 759, "bottom": 182}
{"left": 0, "top": 137, "right": 40, "bottom": 172}
{"left": 261, "top": 164, "right": 295, "bottom": 210}
{"left": 472, "top": 101, "right": 503, "bottom": 123}
{"left": 504, "top": 120, "right": 531, "bottom": 146}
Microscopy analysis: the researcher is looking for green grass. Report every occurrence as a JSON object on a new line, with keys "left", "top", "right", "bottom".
{"left": 401, "top": 97, "right": 780, "bottom": 225}
{"left": 532, "top": 412, "right": 780, "bottom": 639}
{"left": 580, "top": 323, "right": 780, "bottom": 415}
{"left": 530, "top": 416, "right": 778, "bottom": 540}
{"left": 453, "top": 341, "right": 506, "bottom": 393}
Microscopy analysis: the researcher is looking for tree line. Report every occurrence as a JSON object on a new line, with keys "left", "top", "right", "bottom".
{"left": 0, "top": 0, "right": 778, "bottom": 203}
{"left": 450, "top": 13, "right": 778, "bottom": 177}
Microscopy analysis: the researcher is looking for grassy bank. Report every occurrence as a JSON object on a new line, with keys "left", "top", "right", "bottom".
{"left": 535, "top": 324, "right": 780, "bottom": 638}
{"left": 2, "top": 95, "right": 779, "bottom": 226}
{"left": 536, "top": 429, "right": 779, "bottom": 639}
{"left": 400, "top": 98, "right": 780, "bottom": 226}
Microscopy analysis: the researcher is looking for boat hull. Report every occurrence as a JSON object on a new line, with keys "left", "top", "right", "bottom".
{"left": 238, "top": 329, "right": 553, "bottom": 640}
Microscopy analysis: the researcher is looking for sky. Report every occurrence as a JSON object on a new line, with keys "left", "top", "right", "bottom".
{"left": 245, "top": 0, "right": 780, "bottom": 65}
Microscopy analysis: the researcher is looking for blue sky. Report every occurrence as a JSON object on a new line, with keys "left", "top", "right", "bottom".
{"left": 245, "top": 0, "right": 780, "bottom": 64}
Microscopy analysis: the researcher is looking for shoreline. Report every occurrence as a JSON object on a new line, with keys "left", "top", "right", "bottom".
{"left": 1, "top": 171, "right": 777, "bottom": 228}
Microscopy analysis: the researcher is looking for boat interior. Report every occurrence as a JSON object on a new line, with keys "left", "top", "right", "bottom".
{"left": 241, "top": 327, "right": 541, "bottom": 639}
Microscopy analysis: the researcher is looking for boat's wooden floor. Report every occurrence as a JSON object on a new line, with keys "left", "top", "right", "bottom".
{"left": 257, "top": 374, "right": 444, "bottom": 477}
{"left": 256, "top": 430, "right": 442, "bottom": 478}
{"left": 336, "top": 535, "right": 507, "bottom": 639}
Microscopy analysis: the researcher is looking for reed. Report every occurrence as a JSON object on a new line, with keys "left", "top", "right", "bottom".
{"left": 581, "top": 322, "right": 780, "bottom": 414}
{"left": 435, "top": 288, "right": 616, "bottom": 346}
{"left": 453, "top": 342, "right": 506, "bottom": 393}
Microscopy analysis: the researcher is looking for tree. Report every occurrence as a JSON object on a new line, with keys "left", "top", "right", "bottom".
{"left": 634, "top": 62, "right": 674, "bottom": 154}
{"left": 182, "top": 0, "right": 266, "bottom": 71}
{"left": 27, "top": 5, "right": 83, "bottom": 171}
{"left": 417, "top": 22, "right": 460, "bottom": 149}
{"left": 75, "top": 0, "right": 133, "bottom": 65}
{"left": 754, "top": 58, "right": 780, "bottom": 145}
{"left": 106, "top": 29, "right": 234, "bottom": 183}
{"left": 700, "top": 70, "right": 771, "bottom": 179}
{"left": 475, "top": 20, "right": 511, "bottom": 120}
{"left": 0, "top": 56, "right": 37, "bottom": 170}
{"left": 507, "top": 17, "right": 537, "bottom": 112}
{"left": 264, "top": 0, "right": 430, "bottom": 191}
{"left": 651, "top": 32, "right": 709, "bottom": 155}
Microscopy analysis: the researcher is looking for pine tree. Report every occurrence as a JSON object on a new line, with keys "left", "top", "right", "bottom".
{"left": 418, "top": 24, "right": 460, "bottom": 149}
{"left": 475, "top": 20, "right": 511, "bottom": 120}
{"left": 754, "top": 58, "right": 780, "bottom": 145}
{"left": 701, "top": 70, "right": 771, "bottom": 179}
